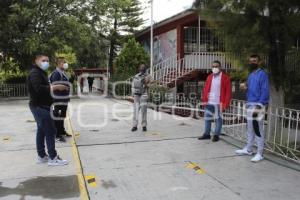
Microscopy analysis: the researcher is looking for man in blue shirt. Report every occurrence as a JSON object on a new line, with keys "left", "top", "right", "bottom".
{"left": 236, "top": 55, "right": 270, "bottom": 162}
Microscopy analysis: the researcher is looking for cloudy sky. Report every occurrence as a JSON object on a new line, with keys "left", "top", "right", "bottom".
{"left": 139, "top": 0, "right": 195, "bottom": 27}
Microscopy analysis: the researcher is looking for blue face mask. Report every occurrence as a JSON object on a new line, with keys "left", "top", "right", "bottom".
{"left": 40, "top": 62, "right": 50, "bottom": 71}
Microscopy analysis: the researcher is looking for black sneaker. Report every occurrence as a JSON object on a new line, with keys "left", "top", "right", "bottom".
{"left": 198, "top": 134, "right": 211, "bottom": 140}
{"left": 131, "top": 127, "right": 138, "bottom": 132}
{"left": 62, "top": 131, "right": 72, "bottom": 137}
{"left": 212, "top": 135, "right": 220, "bottom": 142}
{"left": 56, "top": 136, "right": 66, "bottom": 143}
{"left": 142, "top": 127, "right": 147, "bottom": 132}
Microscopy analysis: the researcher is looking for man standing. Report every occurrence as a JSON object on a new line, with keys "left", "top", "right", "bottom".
{"left": 49, "top": 57, "right": 71, "bottom": 142}
{"left": 131, "top": 64, "right": 152, "bottom": 132}
{"left": 198, "top": 60, "right": 232, "bottom": 142}
{"left": 87, "top": 76, "right": 94, "bottom": 93}
{"left": 27, "top": 54, "right": 69, "bottom": 166}
{"left": 236, "top": 55, "right": 269, "bottom": 162}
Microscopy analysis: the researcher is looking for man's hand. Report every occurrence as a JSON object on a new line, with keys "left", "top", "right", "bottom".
{"left": 240, "top": 82, "right": 247, "bottom": 91}
{"left": 51, "top": 84, "right": 68, "bottom": 91}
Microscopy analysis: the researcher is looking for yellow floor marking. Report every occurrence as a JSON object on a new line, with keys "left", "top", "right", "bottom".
{"left": 74, "top": 132, "right": 80, "bottom": 138}
{"left": 85, "top": 175, "right": 97, "bottom": 188}
{"left": 2, "top": 137, "right": 10, "bottom": 142}
{"left": 66, "top": 115, "right": 90, "bottom": 200}
{"left": 146, "top": 132, "right": 165, "bottom": 138}
{"left": 186, "top": 162, "right": 206, "bottom": 175}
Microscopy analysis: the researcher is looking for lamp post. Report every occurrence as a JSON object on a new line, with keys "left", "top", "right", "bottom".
{"left": 150, "top": 0, "right": 154, "bottom": 76}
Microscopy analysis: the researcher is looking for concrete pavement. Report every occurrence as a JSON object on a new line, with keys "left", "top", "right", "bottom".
{"left": 70, "top": 97, "right": 300, "bottom": 200}
{"left": 0, "top": 98, "right": 300, "bottom": 200}
{"left": 0, "top": 100, "right": 79, "bottom": 200}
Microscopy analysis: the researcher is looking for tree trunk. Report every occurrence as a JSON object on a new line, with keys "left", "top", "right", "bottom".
{"left": 269, "top": 82, "right": 284, "bottom": 107}
{"left": 267, "top": 0, "right": 287, "bottom": 107}
{"left": 108, "top": 7, "right": 118, "bottom": 77}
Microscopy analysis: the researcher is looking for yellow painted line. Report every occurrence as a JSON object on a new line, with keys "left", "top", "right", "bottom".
{"left": 186, "top": 162, "right": 206, "bottom": 175}
{"left": 145, "top": 131, "right": 165, "bottom": 138}
{"left": 66, "top": 115, "right": 90, "bottom": 200}
{"left": 2, "top": 137, "right": 10, "bottom": 142}
{"left": 85, "top": 175, "right": 97, "bottom": 188}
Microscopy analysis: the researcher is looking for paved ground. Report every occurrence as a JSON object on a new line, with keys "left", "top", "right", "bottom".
{"left": 0, "top": 100, "right": 79, "bottom": 200}
{"left": 0, "top": 97, "right": 300, "bottom": 200}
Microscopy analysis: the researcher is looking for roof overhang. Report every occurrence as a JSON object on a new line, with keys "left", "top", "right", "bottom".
{"left": 136, "top": 9, "right": 198, "bottom": 38}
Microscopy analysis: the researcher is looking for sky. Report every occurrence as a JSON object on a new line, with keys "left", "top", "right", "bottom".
{"left": 139, "top": 0, "right": 195, "bottom": 27}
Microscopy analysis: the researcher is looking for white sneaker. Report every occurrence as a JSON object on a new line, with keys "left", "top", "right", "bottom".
{"left": 235, "top": 148, "right": 254, "bottom": 156}
{"left": 48, "top": 156, "right": 69, "bottom": 166}
{"left": 251, "top": 154, "right": 264, "bottom": 162}
{"left": 37, "top": 155, "right": 48, "bottom": 164}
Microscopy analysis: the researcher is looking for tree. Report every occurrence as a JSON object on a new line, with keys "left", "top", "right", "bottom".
{"left": 90, "top": 0, "right": 144, "bottom": 76}
{"left": 120, "top": 0, "right": 145, "bottom": 35}
{"left": 0, "top": 0, "right": 107, "bottom": 71}
{"left": 194, "top": 0, "right": 300, "bottom": 106}
{"left": 114, "top": 38, "right": 149, "bottom": 81}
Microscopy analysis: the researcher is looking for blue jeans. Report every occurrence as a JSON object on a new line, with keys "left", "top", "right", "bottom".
{"left": 30, "top": 106, "right": 57, "bottom": 159}
{"left": 204, "top": 104, "right": 222, "bottom": 136}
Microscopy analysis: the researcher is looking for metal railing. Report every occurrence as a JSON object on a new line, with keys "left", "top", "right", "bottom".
{"left": 154, "top": 52, "right": 240, "bottom": 86}
{"left": 223, "top": 99, "right": 300, "bottom": 163}
{"left": 0, "top": 84, "right": 28, "bottom": 98}
{"left": 285, "top": 51, "right": 300, "bottom": 72}
{"left": 184, "top": 26, "right": 225, "bottom": 53}
{"left": 153, "top": 54, "right": 178, "bottom": 81}
{"left": 115, "top": 82, "right": 300, "bottom": 163}
{"left": 158, "top": 97, "right": 300, "bottom": 163}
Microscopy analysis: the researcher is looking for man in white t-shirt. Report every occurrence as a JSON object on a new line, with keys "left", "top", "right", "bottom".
{"left": 198, "top": 61, "right": 232, "bottom": 142}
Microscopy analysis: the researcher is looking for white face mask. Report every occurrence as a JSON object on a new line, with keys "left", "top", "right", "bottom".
{"left": 212, "top": 67, "right": 220, "bottom": 74}
{"left": 63, "top": 63, "right": 69, "bottom": 70}
{"left": 40, "top": 61, "right": 50, "bottom": 71}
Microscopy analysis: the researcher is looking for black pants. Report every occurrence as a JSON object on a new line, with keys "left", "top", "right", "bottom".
{"left": 88, "top": 84, "right": 93, "bottom": 92}
{"left": 53, "top": 104, "right": 68, "bottom": 137}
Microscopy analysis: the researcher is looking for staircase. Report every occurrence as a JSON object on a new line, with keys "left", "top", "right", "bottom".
{"left": 153, "top": 52, "right": 239, "bottom": 88}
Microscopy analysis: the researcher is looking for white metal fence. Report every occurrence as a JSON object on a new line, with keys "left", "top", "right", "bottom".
{"left": 0, "top": 84, "right": 28, "bottom": 98}
{"left": 116, "top": 83, "right": 300, "bottom": 163}
{"left": 224, "top": 99, "right": 300, "bottom": 163}
{"left": 153, "top": 52, "right": 240, "bottom": 86}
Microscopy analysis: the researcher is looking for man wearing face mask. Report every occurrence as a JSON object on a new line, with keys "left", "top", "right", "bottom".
{"left": 198, "top": 60, "right": 232, "bottom": 142}
{"left": 49, "top": 57, "right": 71, "bottom": 142}
{"left": 131, "top": 64, "right": 152, "bottom": 132}
{"left": 27, "top": 54, "right": 69, "bottom": 166}
{"left": 236, "top": 55, "right": 269, "bottom": 162}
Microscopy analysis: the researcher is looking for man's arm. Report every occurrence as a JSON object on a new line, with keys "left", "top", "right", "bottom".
{"left": 29, "top": 71, "right": 51, "bottom": 95}
{"left": 49, "top": 71, "right": 61, "bottom": 84}
{"left": 224, "top": 77, "right": 232, "bottom": 110}
{"left": 144, "top": 75, "right": 154, "bottom": 86}
{"left": 259, "top": 72, "right": 270, "bottom": 105}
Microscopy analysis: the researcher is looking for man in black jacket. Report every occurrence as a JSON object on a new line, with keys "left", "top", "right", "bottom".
{"left": 28, "top": 54, "right": 69, "bottom": 166}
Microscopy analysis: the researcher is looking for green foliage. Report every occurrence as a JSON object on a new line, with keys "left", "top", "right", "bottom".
{"left": 0, "top": 0, "right": 144, "bottom": 80}
{"left": 228, "top": 70, "right": 249, "bottom": 81}
{"left": 0, "top": 60, "right": 27, "bottom": 83}
{"left": 195, "top": 0, "right": 300, "bottom": 88}
{"left": 89, "top": 0, "right": 145, "bottom": 74}
{"left": 114, "top": 38, "right": 150, "bottom": 81}
{"left": 149, "top": 84, "right": 169, "bottom": 105}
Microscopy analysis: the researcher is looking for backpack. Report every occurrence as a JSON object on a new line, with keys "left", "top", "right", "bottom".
{"left": 132, "top": 73, "right": 146, "bottom": 95}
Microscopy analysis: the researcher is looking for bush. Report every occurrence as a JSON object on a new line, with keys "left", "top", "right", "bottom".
{"left": 149, "top": 84, "right": 169, "bottom": 105}
{"left": 114, "top": 38, "right": 149, "bottom": 81}
{"left": 0, "top": 60, "right": 28, "bottom": 84}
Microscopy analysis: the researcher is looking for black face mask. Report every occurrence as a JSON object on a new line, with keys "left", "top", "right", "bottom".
{"left": 140, "top": 69, "right": 146, "bottom": 74}
{"left": 249, "top": 63, "right": 259, "bottom": 71}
